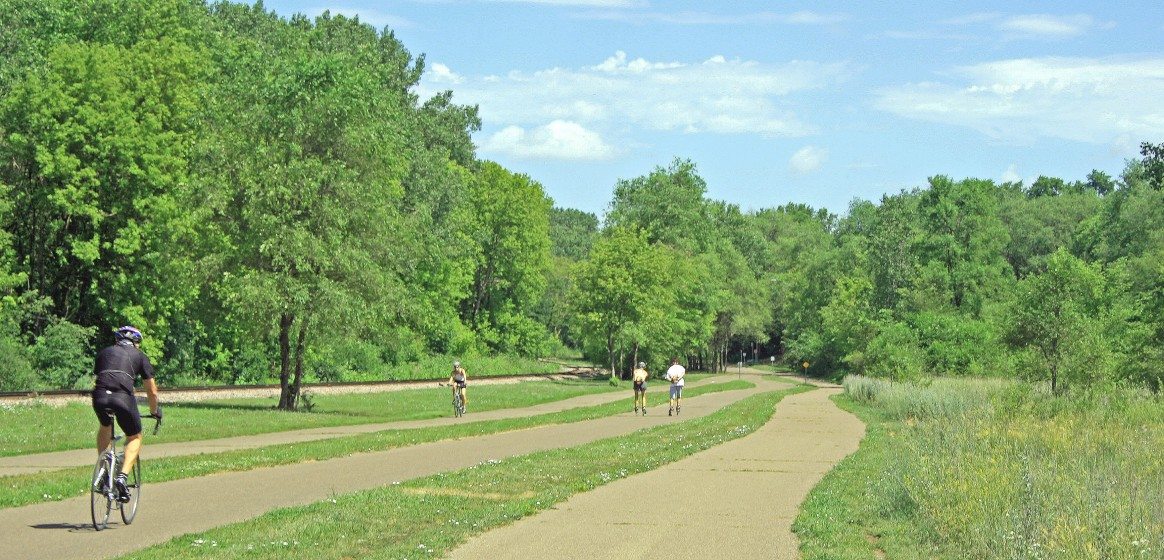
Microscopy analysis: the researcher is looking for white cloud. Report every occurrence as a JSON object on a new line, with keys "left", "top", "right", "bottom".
{"left": 574, "top": 10, "right": 847, "bottom": 25}
{"left": 789, "top": 146, "right": 828, "bottom": 174}
{"left": 307, "top": 7, "right": 412, "bottom": 29}
{"left": 429, "top": 63, "right": 464, "bottom": 84}
{"left": 875, "top": 56, "right": 1164, "bottom": 145}
{"left": 420, "top": 51, "right": 848, "bottom": 138}
{"left": 999, "top": 14, "right": 1094, "bottom": 37}
{"left": 481, "top": 120, "right": 616, "bottom": 160}
{"left": 1001, "top": 164, "right": 1022, "bottom": 184}
{"left": 941, "top": 12, "right": 1001, "bottom": 26}
{"left": 492, "top": 0, "right": 645, "bottom": 6}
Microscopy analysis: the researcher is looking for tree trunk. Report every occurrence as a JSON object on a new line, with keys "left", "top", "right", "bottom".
{"left": 607, "top": 332, "right": 617, "bottom": 380}
{"left": 277, "top": 313, "right": 295, "bottom": 410}
{"left": 631, "top": 343, "right": 639, "bottom": 381}
{"left": 290, "top": 316, "right": 308, "bottom": 408}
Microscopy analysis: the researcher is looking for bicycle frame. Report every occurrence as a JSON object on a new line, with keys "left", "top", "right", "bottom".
{"left": 90, "top": 411, "right": 161, "bottom": 531}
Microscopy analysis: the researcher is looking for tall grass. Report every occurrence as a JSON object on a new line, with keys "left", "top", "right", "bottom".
{"left": 817, "top": 375, "right": 1163, "bottom": 559}
{"left": 841, "top": 374, "right": 1003, "bottom": 421}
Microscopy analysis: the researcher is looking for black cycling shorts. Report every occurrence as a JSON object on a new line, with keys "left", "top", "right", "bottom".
{"left": 92, "top": 389, "right": 142, "bottom": 437}
{"left": 455, "top": 381, "right": 467, "bottom": 388}
{"left": 633, "top": 381, "right": 646, "bottom": 392}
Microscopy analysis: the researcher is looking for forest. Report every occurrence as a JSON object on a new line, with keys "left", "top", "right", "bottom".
{"left": 1, "top": 0, "right": 1161, "bottom": 404}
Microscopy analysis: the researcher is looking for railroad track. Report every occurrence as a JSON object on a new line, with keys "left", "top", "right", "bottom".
{"left": 0, "top": 366, "right": 604, "bottom": 405}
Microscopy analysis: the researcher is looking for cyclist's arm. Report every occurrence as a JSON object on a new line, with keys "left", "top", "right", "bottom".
{"left": 143, "top": 377, "right": 160, "bottom": 415}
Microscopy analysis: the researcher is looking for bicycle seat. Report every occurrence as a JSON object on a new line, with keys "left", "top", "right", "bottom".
{"left": 101, "top": 409, "right": 123, "bottom": 441}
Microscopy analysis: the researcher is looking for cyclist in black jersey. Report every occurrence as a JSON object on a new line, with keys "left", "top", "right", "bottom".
{"left": 91, "top": 326, "right": 161, "bottom": 502}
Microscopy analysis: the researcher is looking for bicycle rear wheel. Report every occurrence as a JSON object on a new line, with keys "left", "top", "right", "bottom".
{"left": 119, "top": 459, "right": 141, "bottom": 524}
{"left": 90, "top": 455, "right": 114, "bottom": 531}
{"left": 453, "top": 391, "right": 464, "bottom": 417}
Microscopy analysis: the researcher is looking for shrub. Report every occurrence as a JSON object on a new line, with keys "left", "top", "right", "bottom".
{"left": 864, "top": 321, "right": 929, "bottom": 382}
{"left": 31, "top": 321, "right": 95, "bottom": 389}
{"left": 0, "top": 334, "right": 36, "bottom": 390}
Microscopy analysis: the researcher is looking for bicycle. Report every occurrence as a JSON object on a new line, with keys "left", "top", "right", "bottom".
{"left": 440, "top": 383, "right": 467, "bottom": 417}
{"left": 90, "top": 410, "right": 162, "bottom": 531}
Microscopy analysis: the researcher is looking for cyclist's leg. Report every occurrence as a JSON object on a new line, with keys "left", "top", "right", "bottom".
{"left": 460, "top": 386, "right": 468, "bottom": 409}
{"left": 92, "top": 391, "right": 116, "bottom": 454}
{"left": 121, "top": 433, "right": 143, "bottom": 474}
{"left": 108, "top": 392, "right": 144, "bottom": 474}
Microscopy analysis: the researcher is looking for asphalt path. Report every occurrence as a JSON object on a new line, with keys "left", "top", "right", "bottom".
{"left": 1, "top": 377, "right": 725, "bottom": 477}
{"left": 446, "top": 381, "right": 864, "bottom": 559}
{"left": 0, "top": 374, "right": 789, "bottom": 560}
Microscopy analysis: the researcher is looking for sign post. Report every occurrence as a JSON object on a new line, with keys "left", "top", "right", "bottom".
{"left": 801, "top": 361, "right": 810, "bottom": 385}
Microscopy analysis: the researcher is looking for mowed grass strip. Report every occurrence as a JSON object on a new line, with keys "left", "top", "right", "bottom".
{"left": 0, "top": 379, "right": 621, "bottom": 457}
{"left": 794, "top": 376, "right": 1164, "bottom": 560}
{"left": 120, "top": 384, "right": 809, "bottom": 560}
{"left": 1, "top": 380, "right": 755, "bottom": 510}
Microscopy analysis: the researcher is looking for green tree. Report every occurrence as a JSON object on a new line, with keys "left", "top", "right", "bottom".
{"left": 200, "top": 13, "right": 414, "bottom": 408}
{"left": 1007, "top": 250, "right": 1110, "bottom": 392}
{"left": 0, "top": 35, "right": 204, "bottom": 355}
{"left": 916, "top": 176, "right": 1011, "bottom": 314}
{"left": 549, "top": 207, "right": 598, "bottom": 261}
{"left": 463, "top": 162, "right": 553, "bottom": 355}
{"left": 571, "top": 227, "right": 671, "bottom": 378}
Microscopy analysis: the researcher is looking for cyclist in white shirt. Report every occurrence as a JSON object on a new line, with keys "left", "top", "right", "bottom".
{"left": 632, "top": 362, "right": 649, "bottom": 415}
{"left": 665, "top": 357, "right": 685, "bottom": 416}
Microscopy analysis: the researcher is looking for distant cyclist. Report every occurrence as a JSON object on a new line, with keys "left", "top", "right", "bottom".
{"left": 448, "top": 361, "right": 469, "bottom": 412}
{"left": 91, "top": 326, "right": 161, "bottom": 502}
{"left": 632, "top": 361, "right": 649, "bottom": 415}
{"left": 665, "top": 357, "right": 685, "bottom": 416}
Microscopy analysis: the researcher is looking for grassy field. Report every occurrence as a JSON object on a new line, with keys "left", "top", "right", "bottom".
{"left": 0, "top": 379, "right": 620, "bottom": 456}
{"left": 119, "top": 384, "right": 809, "bottom": 559}
{"left": 1, "top": 380, "right": 756, "bottom": 510}
{"left": 162, "top": 355, "right": 566, "bottom": 387}
{"left": 794, "top": 376, "right": 1164, "bottom": 560}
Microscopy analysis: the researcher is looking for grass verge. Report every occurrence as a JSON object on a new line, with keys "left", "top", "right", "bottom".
{"left": 120, "top": 383, "right": 810, "bottom": 559}
{"left": 0, "top": 380, "right": 619, "bottom": 457}
{"left": 794, "top": 376, "right": 1163, "bottom": 560}
{"left": 1, "top": 380, "right": 755, "bottom": 510}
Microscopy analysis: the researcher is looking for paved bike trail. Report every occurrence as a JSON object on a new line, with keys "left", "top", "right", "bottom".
{"left": 0, "top": 375, "right": 789, "bottom": 560}
{"left": 0, "top": 377, "right": 735, "bottom": 477}
{"left": 446, "top": 383, "right": 864, "bottom": 559}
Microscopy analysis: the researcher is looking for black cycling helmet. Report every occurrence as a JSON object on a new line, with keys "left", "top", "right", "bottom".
{"left": 114, "top": 325, "right": 143, "bottom": 344}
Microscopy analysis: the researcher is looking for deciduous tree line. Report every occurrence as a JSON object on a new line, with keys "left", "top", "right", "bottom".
{"left": 569, "top": 149, "right": 1163, "bottom": 393}
{"left": 0, "top": 1, "right": 551, "bottom": 406}
{"left": 2, "top": 1, "right": 1160, "bottom": 399}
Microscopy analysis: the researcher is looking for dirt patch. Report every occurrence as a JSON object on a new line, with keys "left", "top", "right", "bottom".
{"left": 865, "top": 533, "right": 887, "bottom": 559}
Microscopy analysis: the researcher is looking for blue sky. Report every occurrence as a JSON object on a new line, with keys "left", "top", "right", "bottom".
{"left": 261, "top": 1, "right": 1164, "bottom": 217}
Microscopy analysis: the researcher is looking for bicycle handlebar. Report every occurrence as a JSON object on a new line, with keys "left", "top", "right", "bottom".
{"left": 148, "top": 407, "right": 163, "bottom": 435}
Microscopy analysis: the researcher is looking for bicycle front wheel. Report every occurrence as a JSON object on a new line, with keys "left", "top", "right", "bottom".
{"left": 119, "top": 459, "right": 141, "bottom": 524}
{"left": 90, "top": 455, "right": 114, "bottom": 531}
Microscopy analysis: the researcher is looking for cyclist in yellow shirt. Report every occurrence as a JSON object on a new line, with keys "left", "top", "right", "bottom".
{"left": 632, "top": 361, "right": 649, "bottom": 415}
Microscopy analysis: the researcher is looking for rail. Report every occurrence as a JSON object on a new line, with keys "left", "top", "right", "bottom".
{"left": 0, "top": 366, "right": 603, "bottom": 402}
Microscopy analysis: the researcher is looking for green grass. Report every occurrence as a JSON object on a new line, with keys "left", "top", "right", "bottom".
{"left": 794, "top": 376, "right": 1164, "bottom": 560}
{"left": 119, "top": 383, "right": 809, "bottom": 559}
{"left": 0, "top": 380, "right": 619, "bottom": 457}
{"left": 164, "top": 355, "right": 565, "bottom": 387}
{"left": 0, "top": 380, "right": 755, "bottom": 510}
